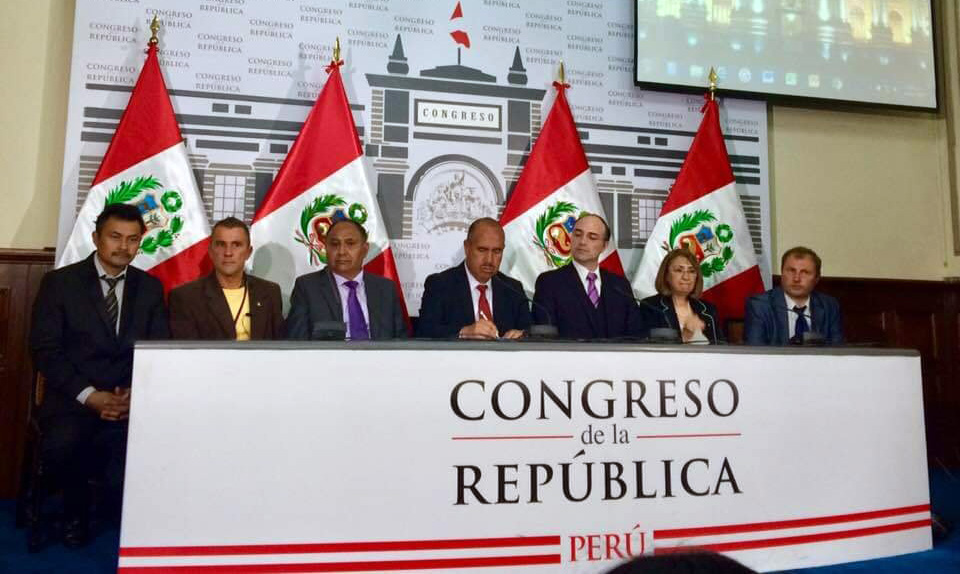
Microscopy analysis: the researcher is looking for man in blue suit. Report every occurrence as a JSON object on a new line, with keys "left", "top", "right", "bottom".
{"left": 532, "top": 213, "right": 641, "bottom": 339}
{"left": 417, "top": 218, "right": 530, "bottom": 339}
{"left": 744, "top": 246, "right": 844, "bottom": 345}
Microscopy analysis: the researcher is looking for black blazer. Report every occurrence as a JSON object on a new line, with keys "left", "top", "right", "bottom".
{"left": 416, "top": 262, "right": 532, "bottom": 338}
{"left": 29, "top": 253, "right": 168, "bottom": 419}
{"left": 286, "top": 268, "right": 408, "bottom": 340}
{"left": 169, "top": 272, "right": 284, "bottom": 340}
{"left": 532, "top": 263, "right": 641, "bottom": 340}
{"left": 639, "top": 294, "right": 723, "bottom": 344}
{"left": 743, "top": 287, "right": 844, "bottom": 346}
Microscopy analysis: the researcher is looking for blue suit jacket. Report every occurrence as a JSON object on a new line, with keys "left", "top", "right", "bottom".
{"left": 416, "top": 262, "right": 531, "bottom": 338}
{"left": 743, "top": 287, "right": 844, "bottom": 346}
{"left": 532, "top": 264, "right": 641, "bottom": 340}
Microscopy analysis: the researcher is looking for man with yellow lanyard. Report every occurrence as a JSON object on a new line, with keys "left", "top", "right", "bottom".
{"left": 169, "top": 217, "right": 284, "bottom": 340}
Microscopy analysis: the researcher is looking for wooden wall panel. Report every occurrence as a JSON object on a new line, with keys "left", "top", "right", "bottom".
{"left": 0, "top": 249, "right": 53, "bottom": 499}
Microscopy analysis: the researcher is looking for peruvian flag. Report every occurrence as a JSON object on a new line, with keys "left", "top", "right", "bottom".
{"left": 249, "top": 59, "right": 406, "bottom": 318}
{"left": 57, "top": 43, "right": 210, "bottom": 292}
{"left": 500, "top": 81, "right": 624, "bottom": 295}
{"left": 449, "top": 1, "right": 470, "bottom": 48}
{"left": 632, "top": 96, "right": 764, "bottom": 321}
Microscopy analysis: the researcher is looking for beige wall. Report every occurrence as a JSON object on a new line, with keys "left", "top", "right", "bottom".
{"left": 2, "top": 0, "right": 959, "bottom": 279}
{"left": 0, "top": 0, "right": 74, "bottom": 251}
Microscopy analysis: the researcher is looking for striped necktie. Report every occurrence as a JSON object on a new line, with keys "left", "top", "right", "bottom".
{"left": 101, "top": 274, "right": 125, "bottom": 331}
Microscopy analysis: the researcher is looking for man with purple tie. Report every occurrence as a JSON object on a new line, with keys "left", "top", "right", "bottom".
{"left": 286, "top": 219, "right": 407, "bottom": 341}
{"left": 532, "top": 213, "right": 642, "bottom": 340}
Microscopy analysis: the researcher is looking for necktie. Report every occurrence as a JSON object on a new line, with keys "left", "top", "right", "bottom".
{"left": 792, "top": 305, "right": 809, "bottom": 343}
{"left": 476, "top": 284, "right": 492, "bottom": 321}
{"left": 101, "top": 274, "right": 124, "bottom": 331}
{"left": 586, "top": 272, "right": 600, "bottom": 308}
{"left": 344, "top": 280, "right": 370, "bottom": 341}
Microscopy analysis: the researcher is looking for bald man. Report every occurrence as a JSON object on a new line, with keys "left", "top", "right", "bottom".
{"left": 533, "top": 213, "right": 642, "bottom": 339}
{"left": 417, "top": 218, "right": 531, "bottom": 339}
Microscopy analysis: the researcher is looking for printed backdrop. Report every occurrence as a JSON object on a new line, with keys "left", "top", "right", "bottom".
{"left": 60, "top": 0, "right": 771, "bottom": 312}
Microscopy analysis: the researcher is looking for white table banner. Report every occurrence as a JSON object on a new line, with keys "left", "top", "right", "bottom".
{"left": 119, "top": 343, "right": 931, "bottom": 573}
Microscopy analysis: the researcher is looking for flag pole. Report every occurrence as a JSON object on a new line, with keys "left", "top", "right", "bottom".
{"left": 708, "top": 66, "right": 718, "bottom": 101}
{"left": 558, "top": 60, "right": 566, "bottom": 85}
{"left": 148, "top": 14, "right": 160, "bottom": 47}
{"left": 333, "top": 36, "right": 341, "bottom": 62}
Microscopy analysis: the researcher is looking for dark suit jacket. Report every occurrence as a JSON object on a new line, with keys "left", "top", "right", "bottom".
{"left": 29, "top": 253, "right": 168, "bottom": 420}
{"left": 532, "top": 263, "right": 641, "bottom": 340}
{"left": 168, "top": 273, "right": 284, "bottom": 340}
{"left": 286, "top": 268, "right": 407, "bottom": 340}
{"left": 743, "top": 286, "right": 844, "bottom": 346}
{"left": 639, "top": 294, "right": 723, "bottom": 344}
{"left": 416, "top": 262, "right": 532, "bottom": 338}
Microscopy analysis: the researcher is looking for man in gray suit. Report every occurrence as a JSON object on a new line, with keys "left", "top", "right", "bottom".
{"left": 286, "top": 219, "right": 407, "bottom": 340}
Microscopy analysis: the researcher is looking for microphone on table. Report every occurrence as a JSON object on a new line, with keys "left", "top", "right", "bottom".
{"left": 491, "top": 274, "right": 558, "bottom": 339}
{"left": 311, "top": 321, "right": 347, "bottom": 341}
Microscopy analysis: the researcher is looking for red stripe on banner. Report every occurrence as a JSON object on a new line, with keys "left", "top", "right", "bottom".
{"left": 656, "top": 504, "right": 931, "bottom": 538}
{"left": 659, "top": 98, "right": 734, "bottom": 215}
{"left": 117, "top": 553, "right": 562, "bottom": 572}
{"left": 700, "top": 264, "right": 764, "bottom": 323}
{"left": 451, "top": 435, "right": 574, "bottom": 441}
{"left": 499, "top": 85, "right": 589, "bottom": 226}
{"left": 147, "top": 237, "right": 212, "bottom": 295}
{"left": 363, "top": 248, "right": 411, "bottom": 335}
{"left": 93, "top": 45, "right": 183, "bottom": 186}
{"left": 252, "top": 65, "right": 362, "bottom": 223}
{"left": 120, "top": 536, "right": 561, "bottom": 557}
{"left": 635, "top": 433, "right": 741, "bottom": 439}
{"left": 655, "top": 519, "right": 932, "bottom": 554}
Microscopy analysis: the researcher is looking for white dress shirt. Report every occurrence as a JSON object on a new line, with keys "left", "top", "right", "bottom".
{"left": 571, "top": 259, "right": 602, "bottom": 298}
{"left": 784, "top": 292, "right": 812, "bottom": 340}
{"left": 333, "top": 271, "right": 370, "bottom": 340}
{"left": 465, "top": 267, "right": 494, "bottom": 321}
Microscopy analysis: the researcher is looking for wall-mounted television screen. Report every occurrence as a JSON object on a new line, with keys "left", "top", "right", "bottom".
{"left": 634, "top": 0, "right": 937, "bottom": 110}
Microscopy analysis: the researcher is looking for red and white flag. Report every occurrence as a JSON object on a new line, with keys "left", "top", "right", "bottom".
{"left": 249, "top": 59, "right": 406, "bottom": 317}
{"left": 57, "top": 42, "right": 210, "bottom": 291}
{"left": 632, "top": 96, "right": 764, "bottom": 320}
{"left": 500, "top": 81, "right": 624, "bottom": 294}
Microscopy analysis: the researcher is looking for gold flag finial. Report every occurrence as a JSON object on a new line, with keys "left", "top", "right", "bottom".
{"left": 708, "top": 67, "right": 718, "bottom": 100}
{"left": 148, "top": 15, "right": 160, "bottom": 46}
{"left": 559, "top": 60, "right": 565, "bottom": 84}
{"left": 333, "top": 36, "right": 341, "bottom": 62}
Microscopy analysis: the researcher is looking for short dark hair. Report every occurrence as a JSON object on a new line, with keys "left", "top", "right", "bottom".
{"left": 212, "top": 216, "right": 250, "bottom": 242}
{"left": 781, "top": 246, "right": 822, "bottom": 277}
{"left": 466, "top": 217, "right": 503, "bottom": 242}
{"left": 327, "top": 218, "right": 368, "bottom": 242}
{"left": 576, "top": 212, "right": 611, "bottom": 241}
{"left": 95, "top": 203, "right": 146, "bottom": 234}
{"left": 603, "top": 552, "right": 757, "bottom": 574}
{"left": 655, "top": 248, "right": 703, "bottom": 298}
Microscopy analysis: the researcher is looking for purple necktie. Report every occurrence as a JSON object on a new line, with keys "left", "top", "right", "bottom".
{"left": 586, "top": 272, "right": 600, "bottom": 308}
{"left": 344, "top": 280, "right": 370, "bottom": 340}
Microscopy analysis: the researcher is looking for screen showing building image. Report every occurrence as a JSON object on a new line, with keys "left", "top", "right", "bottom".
{"left": 635, "top": 0, "right": 936, "bottom": 109}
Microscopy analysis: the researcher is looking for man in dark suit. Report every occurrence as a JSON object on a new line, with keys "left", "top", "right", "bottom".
{"left": 744, "top": 246, "right": 844, "bottom": 345}
{"left": 417, "top": 218, "right": 531, "bottom": 339}
{"left": 533, "top": 213, "right": 641, "bottom": 339}
{"left": 286, "top": 218, "right": 407, "bottom": 340}
{"left": 169, "top": 217, "right": 283, "bottom": 340}
{"left": 29, "top": 203, "right": 168, "bottom": 547}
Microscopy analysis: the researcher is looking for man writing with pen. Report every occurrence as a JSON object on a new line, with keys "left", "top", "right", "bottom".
{"left": 417, "top": 217, "right": 531, "bottom": 339}
{"left": 169, "top": 217, "right": 284, "bottom": 340}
